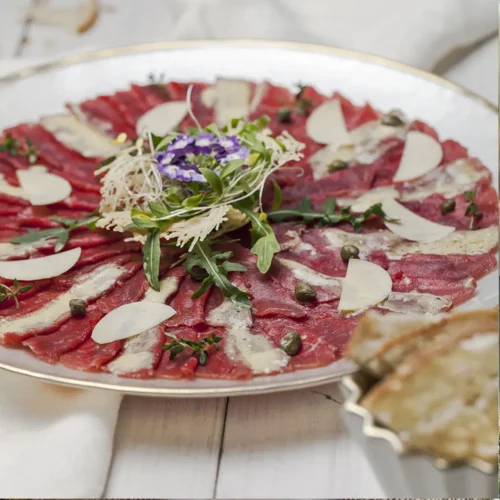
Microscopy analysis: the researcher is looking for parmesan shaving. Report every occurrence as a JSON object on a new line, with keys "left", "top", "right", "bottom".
{"left": 164, "top": 205, "right": 230, "bottom": 251}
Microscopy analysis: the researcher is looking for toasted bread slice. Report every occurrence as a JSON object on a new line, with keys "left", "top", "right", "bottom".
{"left": 346, "top": 308, "right": 498, "bottom": 377}
{"left": 345, "top": 310, "right": 444, "bottom": 376}
{"left": 360, "top": 329, "right": 498, "bottom": 464}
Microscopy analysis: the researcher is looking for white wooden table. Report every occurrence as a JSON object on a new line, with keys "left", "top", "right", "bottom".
{"left": 0, "top": 2, "right": 495, "bottom": 497}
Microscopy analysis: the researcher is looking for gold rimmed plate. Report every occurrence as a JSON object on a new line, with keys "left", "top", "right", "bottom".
{"left": 0, "top": 40, "right": 497, "bottom": 397}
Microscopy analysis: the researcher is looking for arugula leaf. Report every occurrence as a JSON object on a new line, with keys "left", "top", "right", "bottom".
{"left": 234, "top": 199, "right": 280, "bottom": 274}
{"left": 199, "top": 167, "right": 223, "bottom": 196}
{"left": 9, "top": 215, "right": 98, "bottom": 252}
{"left": 148, "top": 202, "right": 170, "bottom": 218}
{"left": 182, "top": 194, "right": 204, "bottom": 209}
{"left": 143, "top": 230, "right": 161, "bottom": 291}
{"left": 184, "top": 241, "right": 250, "bottom": 307}
{"left": 220, "top": 159, "right": 245, "bottom": 179}
{"left": 98, "top": 155, "right": 116, "bottom": 169}
{"left": 272, "top": 180, "right": 282, "bottom": 211}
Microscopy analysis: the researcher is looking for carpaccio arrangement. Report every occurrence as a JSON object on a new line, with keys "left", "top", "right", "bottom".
{"left": 0, "top": 78, "right": 497, "bottom": 380}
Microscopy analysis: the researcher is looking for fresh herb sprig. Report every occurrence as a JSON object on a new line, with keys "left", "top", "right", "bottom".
{"left": 0, "top": 279, "right": 32, "bottom": 309}
{"left": 163, "top": 332, "right": 222, "bottom": 366}
{"left": 9, "top": 215, "right": 99, "bottom": 252}
{"left": 464, "top": 190, "right": 482, "bottom": 229}
{"left": 0, "top": 134, "right": 38, "bottom": 164}
{"left": 147, "top": 72, "right": 170, "bottom": 100}
{"left": 294, "top": 83, "right": 313, "bottom": 116}
{"left": 267, "top": 197, "right": 399, "bottom": 232}
{"left": 184, "top": 240, "right": 250, "bottom": 307}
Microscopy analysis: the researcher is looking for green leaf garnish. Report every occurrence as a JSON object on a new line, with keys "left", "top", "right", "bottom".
{"left": 9, "top": 215, "right": 98, "bottom": 252}
{"left": 184, "top": 240, "right": 250, "bottom": 307}
{"left": 235, "top": 199, "right": 280, "bottom": 274}
{"left": 464, "top": 190, "right": 482, "bottom": 229}
{"left": 199, "top": 168, "right": 223, "bottom": 196}
{"left": 182, "top": 194, "right": 204, "bottom": 209}
{"left": 271, "top": 180, "right": 282, "bottom": 211}
{"left": 0, "top": 280, "right": 33, "bottom": 309}
{"left": 162, "top": 332, "right": 222, "bottom": 366}
{"left": 0, "top": 133, "right": 39, "bottom": 164}
{"left": 267, "top": 198, "right": 399, "bottom": 233}
{"left": 148, "top": 202, "right": 170, "bottom": 218}
{"left": 143, "top": 230, "right": 161, "bottom": 291}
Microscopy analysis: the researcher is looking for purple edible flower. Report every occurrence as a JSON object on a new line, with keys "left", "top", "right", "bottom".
{"left": 154, "top": 132, "right": 249, "bottom": 183}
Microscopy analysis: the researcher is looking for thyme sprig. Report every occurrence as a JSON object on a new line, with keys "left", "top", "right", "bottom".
{"left": 267, "top": 197, "right": 399, "bottom": 232}
{"left": 163, "top": 332, "right": 222, "bottom": 366}
{"left": 464, "top": 190, "right": 482, "bottom": 229}
{"left": 0, "top": 279, "right": 32, "bottom": 309}
{"left": 0, "top": 134, "right": 38, "bottom": 164}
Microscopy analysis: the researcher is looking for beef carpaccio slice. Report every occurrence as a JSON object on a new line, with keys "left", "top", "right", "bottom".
{"left": 0, "top": 78, "right": 497, "bottom": 381}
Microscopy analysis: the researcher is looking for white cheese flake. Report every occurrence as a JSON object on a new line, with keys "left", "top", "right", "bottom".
{"left": 17, "top": 168, "right": 72, "bottom": 206}
{"left": 0, "top": 173, "right": 28, "bottom": 200}
{"left": 382, "top": 199, "right": 455, "bottom": 243}
{"left": 0, "top": 247, "right": 81, "bottom": 281}
{"left": 136, "top": 101, "right": 189, "bottom": 137}
{"left": 41, "top": 113, "right": 121, "bottom": 158}
{"left": 339, "top": 259, "right": 392, "bottom": 313}
{"left": 393, "top": 131, "right": 443, "bottom": 182}
{"left": 214, "top": 79, "right": 251, "bottom": 127}
{"left": 306, "top": 99, "right": 350, "bottom": 146}
{"left": 92, "top": 302, "right": 176, "bottom": 345}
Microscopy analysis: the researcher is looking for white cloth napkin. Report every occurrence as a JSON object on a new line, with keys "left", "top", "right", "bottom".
{"left": 0, "top": 0, "right": 497, "bottom": 497}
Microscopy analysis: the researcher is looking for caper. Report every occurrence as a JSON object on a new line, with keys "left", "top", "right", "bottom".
{"left": 327, "top": 159, "right": 349, "bottom": 173}
{"left": 341, "top": 244, "right": 360, "bottom": 261}
{"left": 277, "top": 107, "right": 292, "bottom": 123}
{"left": 69, "top": 298, "right": 87, "bottom": 317}
{"left": 280, "top": 331, "right": 302, "bottom": 356}
{"left": 381, "top": 112, "right": 405, "bottom": 127}
{"left": 294, "top": 281, "right": 317, "bottom": 302}
{"left": 440, "top": 199, "right": 456, "bottom": 215}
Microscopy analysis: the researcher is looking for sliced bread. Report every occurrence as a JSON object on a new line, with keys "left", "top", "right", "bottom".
{"left": 360, "top": 328, "right": 498, "bottom": 464}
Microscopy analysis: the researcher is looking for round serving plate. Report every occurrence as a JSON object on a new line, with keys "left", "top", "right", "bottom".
{"left": 0, "top": 40, "right": 497, "bottom": 397}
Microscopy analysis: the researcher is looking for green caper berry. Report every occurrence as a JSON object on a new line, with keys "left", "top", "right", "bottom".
{"left": 340, "top": 244, "right": 360, "bottom": 261}
{"left": 327, "top": 160, "right": 349, "bottom": 173}
{"left": 280, "top": 331, "right": 302, "bottom": 356}
{"left": 381, "top": 112, "right": 405, "bottom": 127}
{"left": 277, "top": 107, "right": 292, "bottom": 123}
{"left": 69, "top": 299, "right": 87, "bottom": 317}
{"left": 294, "top": 281, "right": 317, "bottom": 302}
{"left": 440, "top": 199, "right": 456, "bottom": 215}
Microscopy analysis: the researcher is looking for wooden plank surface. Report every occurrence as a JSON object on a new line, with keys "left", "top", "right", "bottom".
{"left": 216, "top": 384, "right": 383, "bottom": 498}
{"left": 105, "top": 396, "right": 227, "bottom": 499}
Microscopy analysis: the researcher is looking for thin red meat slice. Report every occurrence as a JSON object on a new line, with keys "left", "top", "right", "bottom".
{"left": 78, "top": 96, "right": 137, "bottom": 138}
{"left": 222, "top": 243, "right": 308, "bottom": 319}
{"left": 108, "top": 90, "right": 150, "bottom": 127}
{"left": 23, "top": 307, "right": 103, "bottom": 363}
{"left": 165, "top": 276, "right": 208, "bottom": 328}
{"left": 6, "top": 124, "right": 101, "bottom": 194}
{"left": 25, "top": 266, "right": 149, "bottom": 363}
{"left": 0, "top": 257, "right": 140, "bottom": 345}
{"left": 403, "top": 186, "right": 499, "bottom": 230}
{"left": 60, "top": 338, "right": 124, "bottom": 372}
